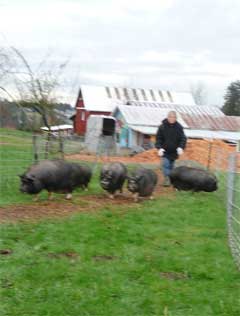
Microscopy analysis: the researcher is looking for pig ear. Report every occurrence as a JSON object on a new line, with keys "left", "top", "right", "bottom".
{"left": 26, "top": 175, "right": 35, "bottom": 182}
{"left": 136, "top": 175, "right": 143, "bottom": 182}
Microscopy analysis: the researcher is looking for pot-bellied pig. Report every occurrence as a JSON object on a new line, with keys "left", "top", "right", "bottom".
{"left": 19, "top": 160, "right": 92, "bottom": 200}
{"left": 100, "top": 162, "right": 127, "bottom": 198}
{"left": 127, "top": 168, "right": 158, "bottom": 202}
{"left": 169, "top": 166, "right": 217, "bottom": 192}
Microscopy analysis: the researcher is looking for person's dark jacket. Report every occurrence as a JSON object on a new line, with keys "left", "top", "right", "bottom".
{"left": 155, "top": 119, "right": 187, "bottom": 160}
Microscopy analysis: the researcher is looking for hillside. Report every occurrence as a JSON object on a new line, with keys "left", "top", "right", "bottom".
{"left": 0, "top": 100, "right": 74, "bottom": 131}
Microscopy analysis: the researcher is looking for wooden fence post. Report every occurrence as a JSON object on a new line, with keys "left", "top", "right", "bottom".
{"left": 59, "top": 131, "right": 64, "bottom": 159}
{"left": 45, "top": 131, "right": 51, "bottom": 159}
{"left": 32, "top": 134, "right": 39, "bottom": 163}
{"left": 207, "top": 140, "right": 213, "bottom": 170}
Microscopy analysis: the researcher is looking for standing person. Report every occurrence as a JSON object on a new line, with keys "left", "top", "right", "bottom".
{"left": 155, "top": 111, "right": 187, "bottom": 186}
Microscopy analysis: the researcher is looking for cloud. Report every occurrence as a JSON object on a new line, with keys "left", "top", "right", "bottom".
{"left": 0, "top": 0, "right": 239, "bottom": 105}
{"left": 80, "top": 72, "right": 128, "bottom": 85}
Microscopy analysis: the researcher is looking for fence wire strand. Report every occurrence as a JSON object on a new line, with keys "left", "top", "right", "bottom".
{"left": 227, "top": 152, "right": 240, "bottom": 271}
{"left": 1, "top": 130, "right": 240, "bottom": 272}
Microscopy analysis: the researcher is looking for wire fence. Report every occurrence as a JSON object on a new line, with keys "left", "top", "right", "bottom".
{"left": 1, "top": 129, "right": 240, "bottom": 272}
{"left": 227, "top": 152, "right": 240, "bottom": 271}
{"left": 0, "top": 131, "right": 87, "bottom": 205}
{"left": 0, "top": 131, "right": 237, "bottom": 203}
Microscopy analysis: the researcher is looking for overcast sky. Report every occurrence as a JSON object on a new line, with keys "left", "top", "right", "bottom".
{"left": 0, "top": 0, "right": 239, "bottom": 105}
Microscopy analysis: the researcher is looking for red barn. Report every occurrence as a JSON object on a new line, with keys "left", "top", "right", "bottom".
{"left": 72, "top": 85, "right": 196, "bottom": 135}
{"left": 73, "top": 85, "right": 115, "bottom": 135}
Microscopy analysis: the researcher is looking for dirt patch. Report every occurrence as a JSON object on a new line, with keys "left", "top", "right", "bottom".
{"left": 0, "top": 172, "right": 173, "bottom": 223}
{"left": 159, "top": 272, "right": 189, "bottom": 280}
{"left": 67, "top": 139, "right": 236, "bottom": 171}
{"left": 66, "top": 153, "right": 158, "bottom": 165}
{"left": 93, "top": 255, "right": 117, "bottom": 261}
{"left": 0, "top": 278, "right": 14, "bottom": 288}
{"left": 0, "top": 249, "right": 13, "bottom": 255}
{"left": 132, "top": 139, "right": 236, "bottom": 171}
{"left": 48, "top": 252, "right": 79, "bottom": 259}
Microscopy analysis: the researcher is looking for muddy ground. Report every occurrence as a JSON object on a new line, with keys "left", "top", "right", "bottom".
{"left": 0, "top": 176, "right": 174, "bottom": 223}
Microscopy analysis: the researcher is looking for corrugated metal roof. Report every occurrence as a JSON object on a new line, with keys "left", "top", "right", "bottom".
{"left": 127, "top": 101, "right": 224, "bottom": 117}
{"left": 41, "top": 124, "right": 73, "bottom": 131}
{"left": 185, "top": 129, "right": 240, "bottom": 141}
{"left": 80, "top": 85, "right": 196, "bottom": 111}
{"left": 129, "top": 125, "right": 240, "bottom": 141}
{"left": 80, "top": 85, "right": 115, "bottom": 112}
{"left": 114, "top": 104, "right": 240, "bottom": 134}
{"left": 181, "top": 114, "right": 240, "bottom": 131}
{"left": 116, "top": 105, "right": 188, "bottom": 128}
{"left": 129, "top": 125, "right": 158, "bottom": 135}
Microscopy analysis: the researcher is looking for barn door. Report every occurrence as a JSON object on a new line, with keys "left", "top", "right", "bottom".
{"left": 120, "top": 127, "right": 129, "bottom": 147}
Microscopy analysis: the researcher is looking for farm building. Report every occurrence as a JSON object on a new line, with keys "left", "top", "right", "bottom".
{"left": 85, "top": 115, "right": 116, "bottom": 153}
{"left": 113, "top": 102, "right": 240, "bottom": 148}
{"left": 41, "top": 124, "right": 73, "bottom": 136}
{"left": 72, "top": 85, "right": 196, "bottom": 135}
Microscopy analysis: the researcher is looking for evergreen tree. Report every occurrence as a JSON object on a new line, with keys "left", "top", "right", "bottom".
{"left": 222, "top": 81, "right": 240, "bottom": 116}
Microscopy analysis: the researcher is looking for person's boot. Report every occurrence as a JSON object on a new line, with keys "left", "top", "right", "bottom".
{"left": 163, "top": 177, "right": 171, "bottom": 187}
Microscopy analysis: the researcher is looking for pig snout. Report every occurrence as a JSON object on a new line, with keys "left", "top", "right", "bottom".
{"left": 127, "top": 180, "right": 138, "bottom": 193}
{"left": 100, "top": 179, "right": 110, "bottom": 189}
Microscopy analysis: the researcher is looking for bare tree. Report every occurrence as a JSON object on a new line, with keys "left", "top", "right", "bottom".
{"left": 10, "top": 47, "right": 68, "bottom": 129}
{"left": 190, "top": 82, "right": 208, "bottom": 105}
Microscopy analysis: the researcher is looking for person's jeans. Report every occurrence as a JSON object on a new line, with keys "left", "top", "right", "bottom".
{"left": 162, "top": 157, "right": 175, "bottom": 177}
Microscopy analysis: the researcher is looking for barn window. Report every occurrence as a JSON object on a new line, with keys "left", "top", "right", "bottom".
{"left": 150, "top": 89, "right": 156, "bottom": 101}
{"left": 114, "top": 87, "right": 121, "bottom": 99}
{"left": 81, "top": 111, "right": 86, "bottom": 121}
{"left": 123, "top": 88, "right": 130, "bottom": 100}
{"left": 141, "top": 89, "right": 147, "bottom": 101}
{"left": 158, "top": 90, "right": 165, "bottom": 102}
{"left": 105, "top": 87, "right": 112, "bottom": 98}
{"left": 132, "top": 89, "right": 139, "bottom": 100}
{"left": 102, "top": 118, "right": 116, "bottom": 136}
{"left": 167, "top": 91, "right": 173, "bottom": 102}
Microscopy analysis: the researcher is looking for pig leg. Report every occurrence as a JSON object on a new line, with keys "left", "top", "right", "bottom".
{"left": 133, "top": 192, "right": 139, "bottom": 202}
{"left": 109, "top": 190, "right": 117, "bottom": 199}
{"left": 33, "top": 194, "right": 39, "bottom": 202}
{"left": 48, "top": 192, "right": 53, "bottom": 201}
{"left": 65, "top": 193, "right": 72, "bottom": 200}
{"left": 82, "top": 183, "right": 89, "bottom": 191}
{"left": 85, "top": 181, "right": 91, "bottom": 191}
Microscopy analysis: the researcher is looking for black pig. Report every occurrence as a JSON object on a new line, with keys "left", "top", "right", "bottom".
{"left": 100, "top": 162, "right": 127, "bottom": 198}
{"left": 127, "top": 168, "right": 158, "bottom": 202}
{"left": 169, "top": 166, "right": 217, "bottom": 192}
{"left": 19, "top": 160, "right": 92, "bottom": 200}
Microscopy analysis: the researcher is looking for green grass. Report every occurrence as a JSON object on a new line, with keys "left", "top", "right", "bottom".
{"left": 1, "top": 193, "right": 240, "bottom": 316}
{"left": 0, "top": 128, "right": 155, "bottom": 206}
{"left": 0, "top": 128, "right": 34, "bottom": 205}
{"left": 0, "top": 128, "right": 93, "bottom": 206}
{"left": 1, "top": 128, "right": 240, "bottom": 315}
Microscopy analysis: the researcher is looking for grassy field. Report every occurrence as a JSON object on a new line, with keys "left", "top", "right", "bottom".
{"left": 0, "top": 128, "right": 91, "bottom": 206}
{"left": 1, "top": 128, "right": 240, "bottom": 316}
